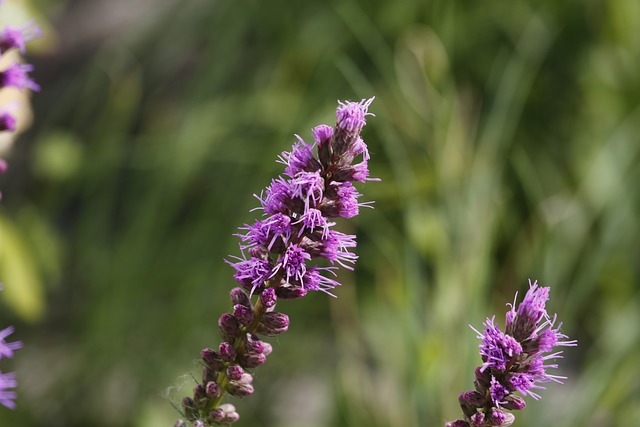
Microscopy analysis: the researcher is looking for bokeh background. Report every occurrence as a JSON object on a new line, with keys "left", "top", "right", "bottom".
{"left": 1, "top": 0, "right": 639, "bottom": 426}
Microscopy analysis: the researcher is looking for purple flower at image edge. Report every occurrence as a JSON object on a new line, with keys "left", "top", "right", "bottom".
{"left": 0, "top": 315, "right": 23, "bottom": 410}
{"left": 446, "top": 280, "right": 577, "bottom": 427}
{"left": 0, "top": 371, "right": 18, "bottom": 410}
{"left": 0, "top": 6, "right": 41, "bottom": 410}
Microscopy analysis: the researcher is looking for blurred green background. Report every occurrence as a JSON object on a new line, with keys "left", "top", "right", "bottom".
{"left": 1, "top": 0, "right": 639, "bottom": 426}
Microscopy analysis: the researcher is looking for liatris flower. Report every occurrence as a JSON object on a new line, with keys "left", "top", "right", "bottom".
{"left": 0, "top": 297, "right": 23, "bottom": 410}
{"left": 0, "top": 63, "right": 40, "bottom": 92}
{"left": 446, "top": 280, "right": 577, "bottom": 427}
{"left": 176, "top": 98, "right": 376, "bottom": 426}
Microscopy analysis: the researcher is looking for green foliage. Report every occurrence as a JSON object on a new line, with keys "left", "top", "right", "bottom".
{"left": 1, "top": 0, "right": 639, "bottom": 426}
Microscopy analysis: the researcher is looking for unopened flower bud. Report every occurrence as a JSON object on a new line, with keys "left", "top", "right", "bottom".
{"left": 260, "top": 341, "right": 273, "bottom": 356}
{"left": 208, "top": 409, "right": 225, "bottom": 423}
{"left": 459, "top": 390, "right": 485, "bottom": 407}
{"left": 181, "top": 397, "right": 198, "bottom": 421}
{"left": 474, "top": 367, "right": 491, "bottom": 391}
{"left": 227, "top": 381, "right": 254, "bottom": 398}
{"left": 243, "top": 334, "right": 267, "bottom": 354}
{"left": 205, "top": 381, "right": 221, "bottom": 399}
{"left": 275, "top": 285, "right": 308, "bottom": 300}
{"left": 261, "top": 287, "right": 277, "bottom": 307}
{"left": 202, "top": 367, "right": 217, "bottom": 384}
{"left": 258, "top": 312, "right": 289, "bottom": 336}
{"left": 201, "top": 348, "right": 224, "bottom": 371}
{"left": 502, "top": 394, "right": 526, "bottom": 411}
{"left": 173, "top": 420, "right": 187, "bottom": 427}
{"left": 239, "top": 352, "right": 267, "bottom": 368}
{"left": 470, "top": 411, "right": 485, "bottom": 425}
{"left": 458, "top": 390, "right": 485, "bottom": 418}
{"left": 230, "top": 287, "right": 252, "bottom": 307}
{"left": 233, "top": 304, "right": 254, "bottom": 325}
{"left": 218, "top": 313, "right": 240, "bottom": 339}
{"left": 238, "top": 372, "right": 253, "bottom": 385}
{"left": 226, "top": 364, "right": 244, "bottom": 381}
{"left": 261, "top": 312, "right": 289, "bottom": 329}
{"left": 193, "top": 383, "right": 207, "bottom": 405}
{"left": 193, "top": 421, "right": 206, "bottom": 427}
{"left": 219, "top": 341, "right": 236, "bottom": 362}
{"left": 491, "top": 408, "right": 515, "bottom": 426}
{"left": 209, "top": 403, "right": 240, "bottom": 424}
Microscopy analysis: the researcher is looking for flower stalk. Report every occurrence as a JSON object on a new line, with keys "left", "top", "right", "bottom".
{"left": 446, "top": 280, "right": 577, "bottom": 427}
{"left": 176, "top": 98, "right": 377, "bottom": 426}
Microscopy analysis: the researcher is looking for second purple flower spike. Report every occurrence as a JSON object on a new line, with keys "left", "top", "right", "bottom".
{"left": 446, "top": 280, "right": 577, "bottom": 427}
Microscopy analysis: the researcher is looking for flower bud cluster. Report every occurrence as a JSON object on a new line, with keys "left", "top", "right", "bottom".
{"left": 0, "top": 13, "right": 41, "bottom": 199}
{"left": 446, "top": 280, "right": 577, "bottom": 427}
{"left": 178, "top": 98, "right": 376, "bottom": 425}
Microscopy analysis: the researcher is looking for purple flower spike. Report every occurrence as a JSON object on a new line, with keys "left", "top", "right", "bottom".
{"left": 179, "top": 98, "right": 376, "bottom": 426}
{"left": 0, "top": 63, "right": 40, "bottom": 92}
{"left": 446, "top": 280, "right": 577, "bottom": 427}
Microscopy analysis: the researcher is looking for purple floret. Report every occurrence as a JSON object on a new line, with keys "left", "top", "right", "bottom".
{"left": 0, "top": 326, "right": 22, "bottom": 360}
{"left": 0, "top": 22, "right": 41, "bottom": 54}
{"left": 336, "top": 98, "right": 374, "bottom": 136}
{"left": 0, "top": 371, "right": 17, "bottom": 409}
{"left": 0, "top": 63, "right": 40, "bottom": 91}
